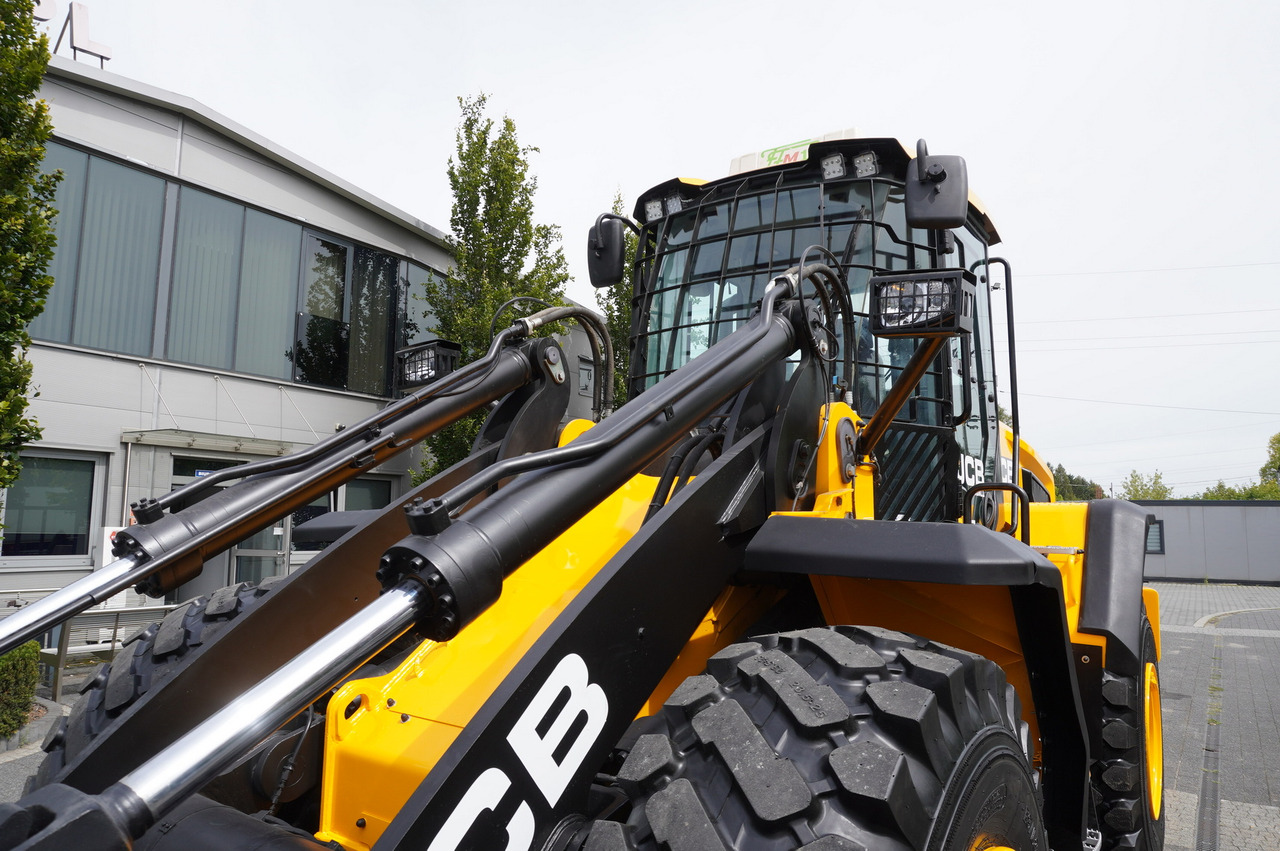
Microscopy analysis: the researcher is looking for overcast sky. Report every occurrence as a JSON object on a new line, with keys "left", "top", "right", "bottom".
{"left": 40, "top": 0, "right": 1280, "bottom": 496}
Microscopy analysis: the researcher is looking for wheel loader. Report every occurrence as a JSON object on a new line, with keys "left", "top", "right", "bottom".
{"left": 0, "top": 137, "right": 1162, "bottom": 851}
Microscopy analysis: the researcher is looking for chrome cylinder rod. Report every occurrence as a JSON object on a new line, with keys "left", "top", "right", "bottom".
{"left": 112, "top": 583, "right": 423, "bottom": 825}
{"left": 0, "top": 555, "right": 144, "bottom": 655}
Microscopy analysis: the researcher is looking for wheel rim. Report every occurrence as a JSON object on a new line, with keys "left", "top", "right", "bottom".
{"left": 1144, "top": 660, "right": 1163, "bottom": 820}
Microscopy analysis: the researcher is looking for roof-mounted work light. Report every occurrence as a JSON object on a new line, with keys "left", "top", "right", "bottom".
{"left": 869, "top": 269, "right": 975, "bottom": 338}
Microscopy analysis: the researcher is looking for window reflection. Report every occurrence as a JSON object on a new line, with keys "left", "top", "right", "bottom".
{"left": 292, "top": 236, "right": 350, "bottom": 388}
{"left": 349, "top": 247, "right": 397, "bottom": 395}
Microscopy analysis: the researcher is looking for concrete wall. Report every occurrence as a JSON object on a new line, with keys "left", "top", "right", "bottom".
{"left": 1136, "top": 500, "right": 1280, "bottom": 583}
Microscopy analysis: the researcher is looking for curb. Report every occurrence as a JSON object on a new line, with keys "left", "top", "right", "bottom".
{"left": 0, "top": 697, "right": 66, "bottom": 755}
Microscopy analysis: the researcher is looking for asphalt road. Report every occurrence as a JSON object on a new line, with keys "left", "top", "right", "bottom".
{"left": 1, "top": 580, "right": 1276, "bottom": 849}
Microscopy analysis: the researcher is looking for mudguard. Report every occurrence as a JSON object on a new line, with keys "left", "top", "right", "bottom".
{"left": 1078, "top": 499, "right": 1154, "bottom": 677}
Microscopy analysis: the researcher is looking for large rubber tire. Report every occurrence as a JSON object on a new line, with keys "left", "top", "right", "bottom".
{"left": 1093, "top": 615, "right": 1163, "bottom": 851}
{"left": 33, "top": 578, "right": 283, "bottom": 790}
{"left": 583, "top": 626, "right": 1045, "bottom": 851}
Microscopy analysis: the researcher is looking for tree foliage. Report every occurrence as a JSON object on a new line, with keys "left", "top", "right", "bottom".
{"left": 1196, "top": 479, "right": 1280, "bottom": 500}
{"left": 1119, "top": 469, "right": 1174, "bottom": 500}
{"left": 1053, "top": 463, "right": 1102, "bottom": 501}
{"left": 419, "top": 94, "right": 569, "bottom": 479}
{"left": 593, "top": 192, "right": 637, "bottom": 406}
{"left": 1262, "top": 431, "right": 1280, "bottom": 484}
{"left": 0, "top": 0, "right": 59, "bottom": 490}
{"left": 1194, "top": 431, "right": 1280, "bottom": 500}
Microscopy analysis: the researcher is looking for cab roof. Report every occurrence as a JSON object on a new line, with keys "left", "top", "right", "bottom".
{"left": 635, "top": 137, "right": 1000, "bottom": 246}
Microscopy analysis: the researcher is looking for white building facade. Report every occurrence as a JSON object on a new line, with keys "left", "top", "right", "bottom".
{"left": 0, "top": 57, "right": 455, "bottom": 604}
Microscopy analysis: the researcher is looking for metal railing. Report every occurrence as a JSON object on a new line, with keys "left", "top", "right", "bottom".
{"left": 34, "top": 603, "right": 180, "bottom": 702}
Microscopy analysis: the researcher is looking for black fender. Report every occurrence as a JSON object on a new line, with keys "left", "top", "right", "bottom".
{"left": 1078, "top": 499, "right": 1153, "bottom": 678}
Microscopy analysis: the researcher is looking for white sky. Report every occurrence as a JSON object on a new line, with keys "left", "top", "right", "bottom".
{"left": 40, "top": 0, "right": 1280, "bottom": 497}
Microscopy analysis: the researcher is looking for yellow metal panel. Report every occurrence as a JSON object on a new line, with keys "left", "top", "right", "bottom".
{"left": 773, "top": 403, "right": 872, "bottom": 520}
{"left": 1143, "top": 586, "right": 1161, "bottom": 660}
{"left": 1000, "top": 423, "right": 1056, "bottom": 502}
{"left": 316, "top": 426, "right": 654, "bottom": 850}
{"left": 1024, "top": 503, "right": 1109, "bottom": 671}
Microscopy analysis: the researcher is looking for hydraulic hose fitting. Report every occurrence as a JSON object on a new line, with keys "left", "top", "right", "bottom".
{"left": 130, "top": 498, "right": 164, "bottom": 525}
{"left": 403, "top": 496, "right": 452, "bottom": 536}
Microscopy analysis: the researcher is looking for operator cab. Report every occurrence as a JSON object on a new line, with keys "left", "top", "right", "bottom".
{"left": 590, "top": 137, "right": 1005, "bottom": 523}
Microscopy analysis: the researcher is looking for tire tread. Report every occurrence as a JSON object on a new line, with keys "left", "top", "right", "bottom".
{"left": 592, "top": 626, "right": 1041, "bottom": 850}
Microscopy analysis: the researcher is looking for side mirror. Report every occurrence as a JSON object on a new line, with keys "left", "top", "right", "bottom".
{"left": 904, "top": 139, "right": 969, "bottom": 230}
{"left": 587, "top": 215, "right": 627, "bottom": 288}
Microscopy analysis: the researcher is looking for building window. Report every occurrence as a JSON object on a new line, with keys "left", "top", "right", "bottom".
{"left": 168, "top": 187, "right": 244, "bottom": 370}
{"left": 348, "top": 247, "right": 397, "bottom": 395}
{"left": 344, "top": 478, "right": 393, "bottom": 511}
{"left": 402, "top": 262, "right": 439, "bottom": 348}
{"left": 1145, "top": 519, "right": 1165, "bottom": 555}
{"left": 32, "top": 143, "right": 165, "bottom": 355}
{"left": 236, "top": 210, "right": 303, "bottom": 379}
{"left": 0, "top": 453, "right": 103, "bottom": 562}
{"left": 165, "top": 187, "right": 308, "bottom": 381}
{"left": 578, "top": 358, "right": 594, "bottom": 397}
{"left": 292, "top": 236, "right": 402, "bottom": 396}
{"left": 34, "top": 142, "right": 435, "bottom": 398}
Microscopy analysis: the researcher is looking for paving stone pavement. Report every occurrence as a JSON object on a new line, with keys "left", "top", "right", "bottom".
{"left": 0, "top": 581, "right": 1276, "bottom": 850}
{"left": 1153, "top": 581, "right": 1280, "bottom": 851}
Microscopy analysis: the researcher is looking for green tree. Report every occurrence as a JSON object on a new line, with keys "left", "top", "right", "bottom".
{"left": 1052, "top": 463, "right": 1103, "bottom": 501}
{"left": 1197, "top": 479, "right": 1280, "bottom": 500}
{"left": 419, "top": 94, "right": 569, "bottom": 479}
{"left": 0, "top": 0, "right": 60, "bottom": 491}
{"left": 1261, "top": 431, "right": 1280, "bottom": 484}
{"left": 1118, "top": 469, "right": 1174, "bottom": 500}
{"left": 593, "top": 191, "right": 637, "bottom": 406}
{"left": 1194, "top": 431, "right": 1280, "bottom": 500}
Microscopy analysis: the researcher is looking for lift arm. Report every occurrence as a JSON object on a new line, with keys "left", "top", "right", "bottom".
{"left": 0, "top": 329, "right": 565, "bottom": 657}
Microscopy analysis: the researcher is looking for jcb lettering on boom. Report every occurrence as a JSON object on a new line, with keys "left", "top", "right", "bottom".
{"left": 430, "top": 653, "right": 608, "bottom": 851}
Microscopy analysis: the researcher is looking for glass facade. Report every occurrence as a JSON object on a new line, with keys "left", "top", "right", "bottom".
{"left": 33, "top": 147, "right": 166, "bottom": 355}
{"left": 33, "top": 141, "right": 441, "bottom": 397}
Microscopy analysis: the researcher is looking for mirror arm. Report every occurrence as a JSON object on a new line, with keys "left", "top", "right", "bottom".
{"left": 590, "top": 212, "right": 640, "bottom": 251}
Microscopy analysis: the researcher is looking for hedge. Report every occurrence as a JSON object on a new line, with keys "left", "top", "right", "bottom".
{"left": 0, "top": 641, "right": 40, "bottom": 739}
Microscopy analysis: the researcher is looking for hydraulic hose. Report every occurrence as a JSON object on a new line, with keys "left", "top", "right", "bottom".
{"left": 513, "top": 303, "right": 616, "bottom": 418}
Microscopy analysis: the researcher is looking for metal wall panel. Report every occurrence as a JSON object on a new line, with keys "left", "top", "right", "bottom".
{"left": 1244, "top": 507, "right": 1280, "bottom": 582}
{"left": 1137, "top": 501, "right": 1280, "bottom": 584}
{"left": 42, "top": 78, "right": 181, "bottom": 173}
